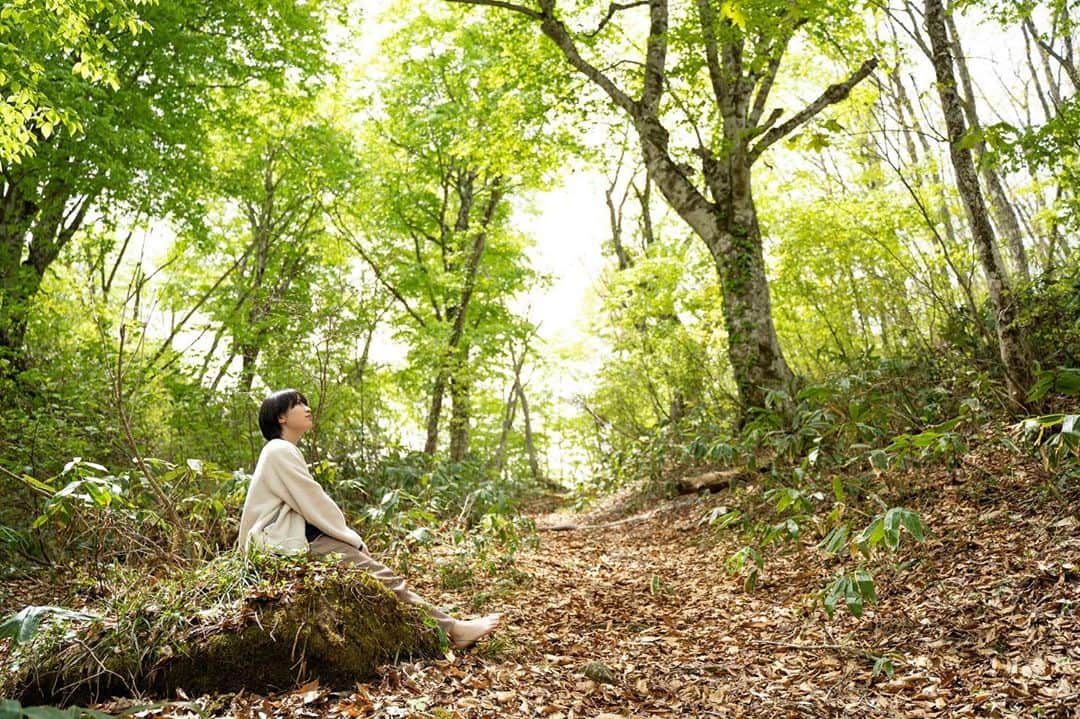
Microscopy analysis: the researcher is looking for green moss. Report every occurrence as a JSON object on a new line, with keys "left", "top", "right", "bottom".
{"left": 4, "top": 553, "right": 443, "bottom": 705}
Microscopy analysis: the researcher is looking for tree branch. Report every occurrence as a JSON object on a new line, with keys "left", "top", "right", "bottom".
{"left": 331, "top": 208, "right": 429, "bottom": 328}
{"left": 586, "top": 1, "right": 648, "bottom": 38}
{"left": 639, "top": 0, "right": 668, "bottom": 113}
{"left": 748, "top": 57, "right": 878, "bottom": 163}
{"left": 447, "top": 0, "right": 542, "bottom": 19}
{"left": 696, "top": 0, "right": 730, "bottom": 112}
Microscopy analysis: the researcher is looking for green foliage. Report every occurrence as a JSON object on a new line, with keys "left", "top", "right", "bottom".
{"left": 1026, "top": 369, "right": 1080, "bottom": 403}
{"left": 1013, "top": 414, "right": 1080, "bottom": 471}
{"left": 0, "top": 0, "right": 153, "bottom": 163}
{"left": 2, "top": 454, "right": 245, "bottom": 569}
{"left": 818, "top": 507, "right": 927, "bottom": 619}
{"left": 884, "top": 400, "right": 982, "bottom": 469}
{"left": 331, "top": 451, "right": 537, "bottom": 569}
{"left": 851, "top": 508, "right": 928, "bottom": 556}
{"left": 821, "top": 568, "right": 876, "bottom": 619}
{"left": 1019, "top": 263, "right": 1080, "bottom": 371}
{"left": 0, "top": 607, "right": 98, "bottom": 645}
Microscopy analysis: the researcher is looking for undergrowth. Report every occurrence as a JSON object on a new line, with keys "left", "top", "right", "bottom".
{"left": 580, "top": 340, "right": 1078, "bottom": 624}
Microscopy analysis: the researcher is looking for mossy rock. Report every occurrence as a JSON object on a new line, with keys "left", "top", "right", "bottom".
{"left": 4, "top": 553, "right": 444, "bottom": 705}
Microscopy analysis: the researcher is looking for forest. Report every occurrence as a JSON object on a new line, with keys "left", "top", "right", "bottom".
{"left": 0, "top": 0, "right": 1077, "bottom": 716}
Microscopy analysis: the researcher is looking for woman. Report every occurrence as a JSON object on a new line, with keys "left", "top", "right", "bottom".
{"left": 238, "top": 389, "right": 500, "bottom": 649}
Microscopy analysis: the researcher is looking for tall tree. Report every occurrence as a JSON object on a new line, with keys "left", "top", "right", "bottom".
{"left": 923, "top": 0, "right": 1033, "bottom": 403}
{"left": 162, "top": 91, "right": 357, "bottom": 395}
{"left": 0, "top": 0, "right": 327, "bottom": 372}
{"left": 448, "top": 0, "right": 878, "bottom": 414}
{"left": 342, "top": 12, "right": 566, "bottom": 458}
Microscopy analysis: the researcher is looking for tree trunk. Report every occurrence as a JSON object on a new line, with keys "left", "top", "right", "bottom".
{"left": 239, "top": 342, "right": 259, "bottom": 393}
{"left": 889, "top": 68, "right": 990, "bottom": 343}
{"left": 944, "top": 11, "right": 1031, "bottom": 285}
{"left": 516, "top": 378, "right": 542, "bottom": 483}
{"left": 423, "top": 176, "right": 501, "bottom": 456}
{"left": 924, "top": 0, "right": 1033, "bottom": 405}
{"left": 492, "top": 347, "right": 526, "bottom": 476}
{"left": 423, "top": 369, "right": 448, "bottom": 455}
{"left": 713, "top": 180, "right": 794, "bottom": 411}
{"left": 452, "top": 0, "right": 875, "bottom": 414}
{"left": 448, "top": 372, "right": 470, "bottom": 462}
{"left": 633, "top": 118, "right": 795, "bottom": 413}
{"left": 0, "top": 183, "right": 86, "bottom": 370}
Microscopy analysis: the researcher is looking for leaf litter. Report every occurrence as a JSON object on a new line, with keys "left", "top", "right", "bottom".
{"left": 12, "top": 437, "right": 1080, "bottom": 718}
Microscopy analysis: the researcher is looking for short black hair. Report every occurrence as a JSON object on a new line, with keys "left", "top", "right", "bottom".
{"left": 258, "top": 389, "right": 309, "bottom": 440}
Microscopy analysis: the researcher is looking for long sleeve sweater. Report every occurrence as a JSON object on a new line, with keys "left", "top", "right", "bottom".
{"left": 237, "top": 438, "right": 366, "bottom": 554}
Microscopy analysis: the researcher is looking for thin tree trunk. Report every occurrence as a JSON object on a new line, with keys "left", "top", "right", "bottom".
{"left": 448, "top": 372, "right": 470, "bottom": 462}
{"left": 423, "top": 176, "right": 503, "bottom": 455}
{"left": 516, "top": 378, "right": 542, "bottom": 483}
{"left": 424, "top": 369, "right": 449, "bottom": 456}
{"left": 891, "top": 69, "right": 990, "bottom": 341}
{"left": 944, "top": 11, "right": 1030, "bottom": 285}
{"left": 492, "top": 346, "right": 526, "bottom": 476}
{"left": 239, "top": 343, "right": 259, "bottom": 393}
{"left": 925, "top": 0, "right": 1033, "bottom": 404}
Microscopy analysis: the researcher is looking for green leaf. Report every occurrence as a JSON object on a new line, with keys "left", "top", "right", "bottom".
{"left": 719, "top": 1, "right": 746, "bottom": 30}
{"left": 817, "top": 524, "right": 849, "bottom": 555}
{"left": 844, "top": 578, "right": 863, "bottom": 617}
{"left": 1, "top": 699, "right": 23, "bottom": 719}
{"left": 831, "top": 476, "right": 845, "bottom": 502}
{"left": 854, "top": 568, "right": 876, "bottom": 604}
{"left": 898, "top": 510, "right": 927, "bottom": 542}
{"left": 22, "top": 708, "right": 77, "bottom": 719}
{"left": 822, "top": 575, "right": 845, "bottom": 618}
{"left": 868, "top": 449, "right": 889, "bottom": 471}
{"left": 956, "top": 127, "right": 985, "bottom": 151}
{"left": 18, "top": 474, "right": 55, "bottom": 494}
{"left": 0, "top": 606, "right": 98, "bottom": 644}
{"left": 822, "top": 118, "right": 845, "bottom": 133}
{"left": 872, "top": 656, "right": 895, "bottom": 678}
{"left": 1027, "top": 368, "right": 1080, "bottom": 401}
{"left": 855, "top": 516, "right": 884, "bottom": 551}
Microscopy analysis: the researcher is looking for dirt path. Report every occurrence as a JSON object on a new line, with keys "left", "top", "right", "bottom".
{"left": 264, "top": 454, "right": 1077, "bottom": 719}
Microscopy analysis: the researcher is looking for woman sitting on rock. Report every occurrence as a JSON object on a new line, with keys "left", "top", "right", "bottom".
{"left": 237, "top": 388, "right": 501, "bottom": 649}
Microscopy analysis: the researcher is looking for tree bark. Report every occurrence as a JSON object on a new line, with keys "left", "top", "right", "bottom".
{"left": 944, "top": 11, "right": 1030, "bottom": 285}
{"left": 516, "top": 377, "right": 542, "bottom": 483}
{"left": 0, "top": 181, "right": 91, "bottom": 370}
{"left": 492, "top": 345, "right": 526, "bottom": 475}
{"left": 924, "top": 0, "right": 1033, "bottom": 405}
{"left": 448, "top": 372, "right": 470, "bottom": 462}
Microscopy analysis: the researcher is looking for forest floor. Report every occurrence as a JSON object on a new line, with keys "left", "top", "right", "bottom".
{"left": 6, "top": 438, "right": 1080, "bottom": 718}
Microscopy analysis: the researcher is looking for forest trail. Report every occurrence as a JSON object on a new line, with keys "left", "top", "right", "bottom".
{"left": 217, "top": 448, "right": 1077, "bottom": 719}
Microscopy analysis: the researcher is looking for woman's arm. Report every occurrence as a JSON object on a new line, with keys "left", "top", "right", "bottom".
{"left": 268, "top": 442, "right": 367, "bottom": 550}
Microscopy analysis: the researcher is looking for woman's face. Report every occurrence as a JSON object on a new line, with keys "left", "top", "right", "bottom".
{"left": 279, "top": 402, "right": 313, "bottom": 437}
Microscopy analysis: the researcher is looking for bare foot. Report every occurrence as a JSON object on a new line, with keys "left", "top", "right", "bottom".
{"left": 449, "top": 613, "right": 502, "bottom": 649}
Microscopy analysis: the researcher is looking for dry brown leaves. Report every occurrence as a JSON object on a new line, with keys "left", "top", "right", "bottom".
{"left": 35, "top": 439, "right": 1080, "bottom": 718}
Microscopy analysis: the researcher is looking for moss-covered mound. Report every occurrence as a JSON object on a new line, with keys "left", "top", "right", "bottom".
{"left": 2, "top": 552, "right": 444, "bottom": 705}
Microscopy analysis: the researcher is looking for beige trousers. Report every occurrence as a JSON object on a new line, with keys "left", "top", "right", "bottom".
{"left": 308, "top": 535, "right": 455, "bottom": 635}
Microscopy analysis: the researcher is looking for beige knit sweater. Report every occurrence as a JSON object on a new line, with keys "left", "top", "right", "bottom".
{"left": 237, "top": 438, "right": 366, "bottom": 554}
